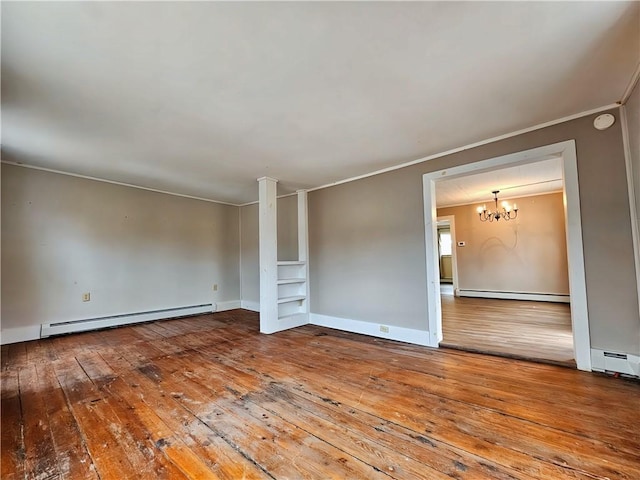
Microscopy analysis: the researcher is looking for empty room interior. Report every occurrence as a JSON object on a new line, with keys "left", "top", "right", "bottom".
{"left": 435, "top": 158, "right": 576, "bottom": 366}
{"left": 1, "top": 2, "right": 640, "bottom": 479}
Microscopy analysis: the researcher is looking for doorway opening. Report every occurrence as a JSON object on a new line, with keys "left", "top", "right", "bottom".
{"left": 422, "top": 140, "right": 591, "bottom": 371}
{"left": 437, "top": 225, "right": 453, "bottom": 284}
{"left": 436, "top": 216, "right": 458, "bottom": 294}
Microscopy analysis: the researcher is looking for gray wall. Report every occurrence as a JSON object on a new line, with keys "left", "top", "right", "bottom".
{"left": 625, "top": 80, "right": 640, "bottom": 356}
{"left": 309, "top": 108, "right": 640, "bottom": 356}
{"left": 1, "top": 165, "right": 240, "bottom": 332}
{"left": 240, "top": 195, "right": 298, "bottom": 304}
{"left": 277, "top": 195, "right": 299, "bottom": 262}
{"left": 626, "top": 80, "right": 639, "bottom": 254}
{"left": 438, "top": 192, "right": 569, "bottom": 295}
{"left": 240, "top": 203, "right": 260, "bottom": 305}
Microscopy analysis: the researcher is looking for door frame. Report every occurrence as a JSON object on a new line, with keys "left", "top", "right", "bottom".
{"left": 422, "top": 140, "right": 592, "bottom": 371}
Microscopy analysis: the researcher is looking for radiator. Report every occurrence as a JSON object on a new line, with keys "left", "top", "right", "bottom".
{"left": 40, "top": 303, "right": 214, "bottom": 338}
{"left": 591, "top": 349, "right": 640, "bottom": 377}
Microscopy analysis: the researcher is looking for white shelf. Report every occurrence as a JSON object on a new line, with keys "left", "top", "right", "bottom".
{"left": 278, "top": 312, "right": 309, "bottom": 322}
{"left": 277, "top": 278, "right": 306, "bottom": 285}
{"left": 277, "top": 295, "right": 306, "bottom": 304}
{"left": 277, "top": 261, "right": 306, "bottom": 266}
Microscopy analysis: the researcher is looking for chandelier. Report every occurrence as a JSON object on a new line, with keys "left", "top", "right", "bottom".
{"left": 477, "top": 190, "right": 518, "bottom": 222}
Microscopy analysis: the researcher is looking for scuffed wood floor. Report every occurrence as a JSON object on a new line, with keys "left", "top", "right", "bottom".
{"left": 2, "top": 310, "right": 639, "bottom": 479}
{"left": 441, "top": 294, "right": 575, "bottom": 365}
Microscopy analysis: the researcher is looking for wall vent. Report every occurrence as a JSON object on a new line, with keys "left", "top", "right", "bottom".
{"left": 603, "top": 351, "right": 628, "bottom": 360}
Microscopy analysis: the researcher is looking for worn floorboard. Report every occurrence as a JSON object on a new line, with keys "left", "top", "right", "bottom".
{"left": 441, "top": 292, "right": 575, "bottom": 365}
{"left": 1, "top": 309, "right": 638, "bottom": 479}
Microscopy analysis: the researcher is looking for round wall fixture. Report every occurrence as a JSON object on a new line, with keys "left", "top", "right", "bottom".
{"left": 593, "top": 113, "right": 615, "bottom": 130}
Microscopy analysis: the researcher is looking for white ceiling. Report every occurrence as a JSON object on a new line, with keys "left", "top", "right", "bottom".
{"left": 2, "top": 2, "right": 639, "bottom": 205}
{"left": 435, "top": 157, "right": 563, "bottom": 208}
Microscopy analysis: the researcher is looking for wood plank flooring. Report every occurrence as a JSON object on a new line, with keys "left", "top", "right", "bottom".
{"left": 2, "top": 309, "right": 639, "bottom": 479}
{"left": 441, "top": 292, "right": 574, "bottom": 365}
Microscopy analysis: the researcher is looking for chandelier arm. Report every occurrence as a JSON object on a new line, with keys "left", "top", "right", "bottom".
{"left": 478, "top": 190, "right": 519, "bottom": 223}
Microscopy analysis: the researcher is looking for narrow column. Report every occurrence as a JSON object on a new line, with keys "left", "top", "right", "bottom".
{"left": 258, "top": 177, "right": 278, "bottom": 333}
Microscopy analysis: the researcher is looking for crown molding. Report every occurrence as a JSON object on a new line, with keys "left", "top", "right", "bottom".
{"left": 0, "top": 161, "right": 241, "bottom": 207}
{"left": 307, "top": 103, "right": 620, "bottom": 194}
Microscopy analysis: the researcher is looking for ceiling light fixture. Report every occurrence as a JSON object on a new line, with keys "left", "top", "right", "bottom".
{"left": 477, "top": 190, "right": 518, "bottom": 222}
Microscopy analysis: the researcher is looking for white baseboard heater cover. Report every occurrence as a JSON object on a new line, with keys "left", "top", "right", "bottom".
{"left": 591, "top": 349, "right": 640, "bottom": 377}
{"left": 457, "top": 290, "right": 570, "bottom": 303}
{"left": 41, "top": 303, "right": 214, "bottom": 338}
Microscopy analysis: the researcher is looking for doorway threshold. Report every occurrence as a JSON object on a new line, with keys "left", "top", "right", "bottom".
{"left": 440, "top": 343, "right": 577, "bottom": 369}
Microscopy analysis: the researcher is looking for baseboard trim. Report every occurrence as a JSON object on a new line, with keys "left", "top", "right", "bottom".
{"left": 458, "top": 290, "right": 570, "bottom": 303}
{"left": 309, "top": 313, "right": 431, "bottom": 347}
{"left": 217, "top": 300, "right": 242, "bottom": 311}
{"left": 0, "top": 325, "right": 43, "bottom": 345}
{"left": 40, "top": 304, "right": 217, "bottom": 338}
{"left": 241, "top": 300, "right": 260, "bottom": 312}
{"left": 1, "top": 301, "right": 245, "bottom": 345}
{"left": 591, "top": 348, "right": 639, "bottom": 377}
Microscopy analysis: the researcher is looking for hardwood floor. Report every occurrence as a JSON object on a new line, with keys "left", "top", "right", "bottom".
{"left": 441, "top": 292, "right": 575, "bottom": 365}
{"left": 2, "top": 310, "right": 639, "bottom": 479}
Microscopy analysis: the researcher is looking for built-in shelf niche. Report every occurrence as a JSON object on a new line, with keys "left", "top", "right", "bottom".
{"left": 258, "top": 177, "right": 309, "bottom": 333}
{"left": 277, "top": 261, "right": 306, "bottom": 319}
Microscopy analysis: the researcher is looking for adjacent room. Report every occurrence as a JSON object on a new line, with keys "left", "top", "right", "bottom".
{"left": 2, "top": 2, "right": 640, "bottom": 479}
{"left": 434, "top": 158, "right": 575, "bottom": 365}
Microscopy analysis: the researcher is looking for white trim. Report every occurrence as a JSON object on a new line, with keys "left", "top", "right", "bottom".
{"left": 238, "top": 191, "right": 298, "bottom": 207}
{"left": 458, "top": 290, "right": 570, "bottom": 303}
{"left": 620, "top": 104, "right": 640, "bottom": 319}
{"left": 276, "top": 313, "right": 309, "bottom": 331}
{"left": 560, "top": 142, "right": 591, "bottom": 371}
{"left": 40, "top": 303, "right": 214, "bottom": 338}
{"left": 309, "top": 313, "right": 431, "bottom": 347}
{"left": 217, "top": 300, "right": 242, "bottom": 311}
{"left": 423, "top": 176, "right": 443, "bottom": 347}
{"left": 238, "top": 205, "right": 243, "bottom": 305}
{"left": 0, "top": 325, "right": 42, "bottom": 345}
{"left": 258, "top": 177, "right": 279, "bottom": 334}
{"left": 591, "top": 349, "right": 639, "bottom": 377}
{"left": 1, "top": 161, "right": 239, "bottom": 206}
{"left": 308, "top": 104, "right": 619, "bottom": 194}
{"left": 256, "top": 176, "right": 279, "bottom": 183}
{"left": 297, "top": 190, "right": 311, "bottom": 316}
{"left": 241, "top": 300, "right": 260, "bottom": 312}
{"left": 621, "top": 62, "right": 640, "bottom": 105}
{"left": 1, "top": 302, "right": 243, "bottom": 345}
{"left": 423, "top": 140, "right": 592, "bottom": 371}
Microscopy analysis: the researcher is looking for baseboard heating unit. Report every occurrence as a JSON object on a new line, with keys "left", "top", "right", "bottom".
{"left": 457, "top": 290, "right": 570, "bottom": 303}
{"left": 40, "top": 303, "right": 214, "bottom": 338}
{"left": 591, "top": 349, "right": 640, "bottom": 378}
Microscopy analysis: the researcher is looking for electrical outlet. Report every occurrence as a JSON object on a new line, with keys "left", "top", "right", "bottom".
{"left": 379, "top": 325, "right": 389, "bottom": 333}
{"left": 82, "top": 292, "right": 91, "bottom": 302}
{"left": 213, "top": 284, "right": 218, "bottom": 292}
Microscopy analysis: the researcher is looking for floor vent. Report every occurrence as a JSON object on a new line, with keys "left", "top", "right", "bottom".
{"left": 41, "top": 303, "right": 214, "bottom": 338}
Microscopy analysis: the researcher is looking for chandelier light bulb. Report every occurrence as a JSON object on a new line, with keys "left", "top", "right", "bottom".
{"left": 477, "top": 190, "right": 519, "bottom": 223}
